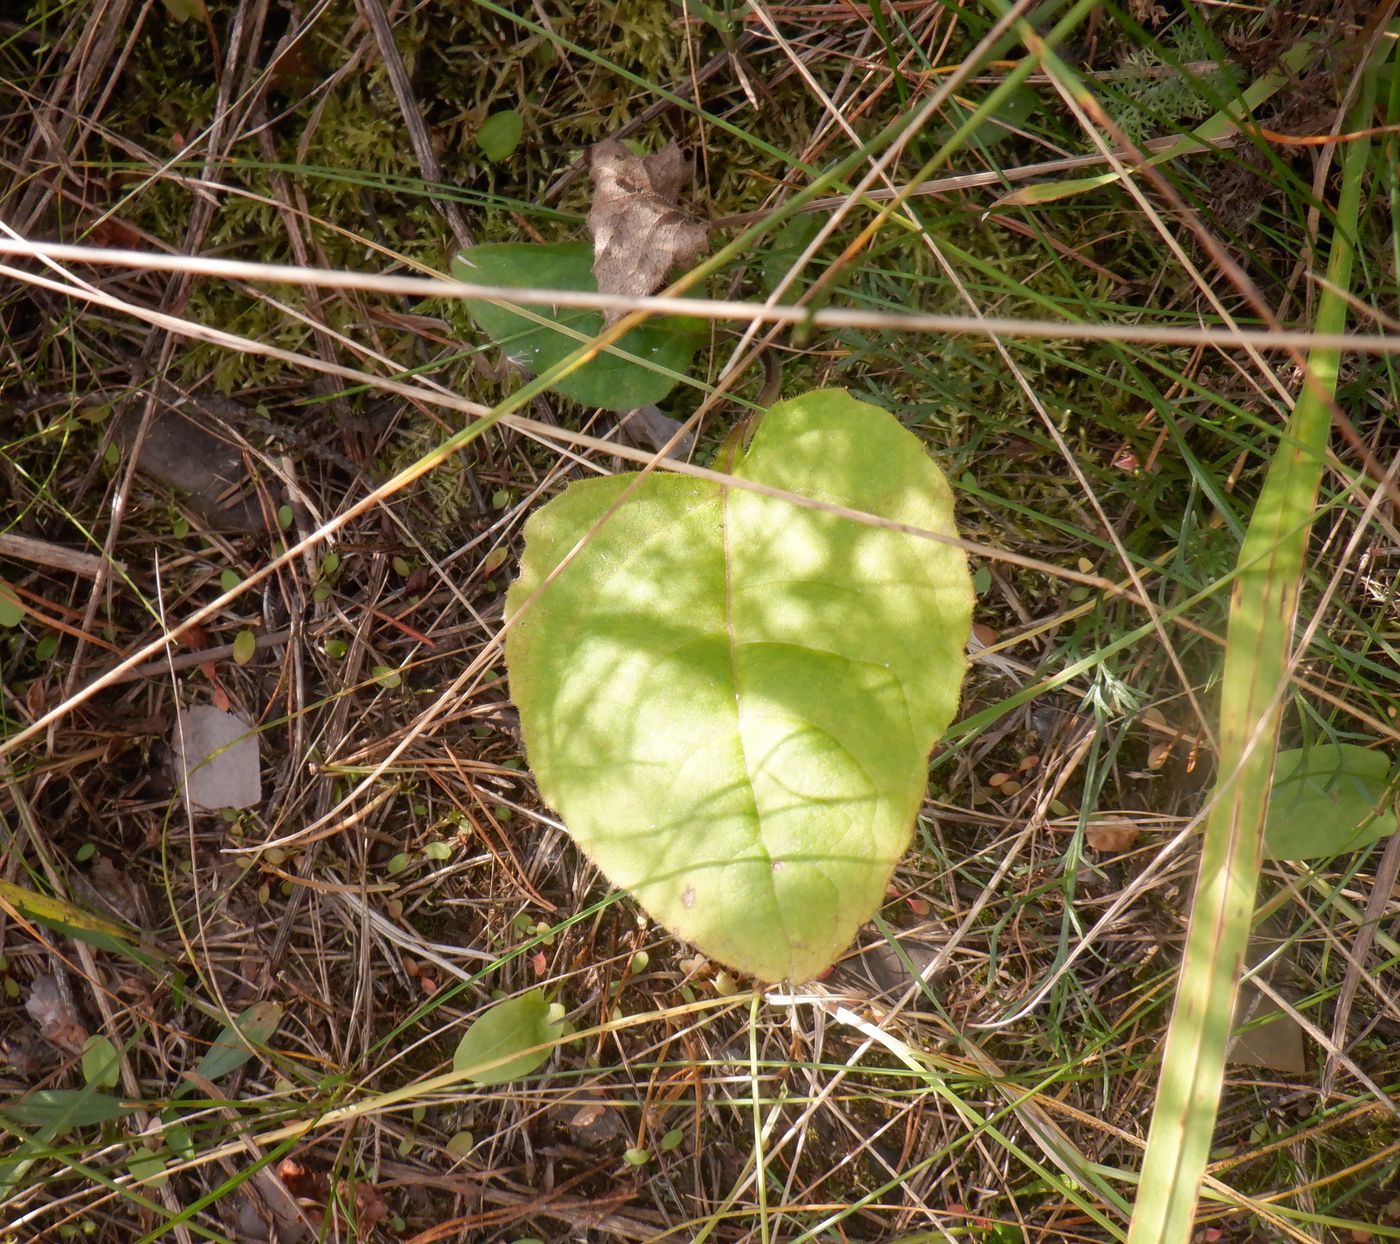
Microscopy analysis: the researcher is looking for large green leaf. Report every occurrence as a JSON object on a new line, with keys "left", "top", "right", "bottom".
{"left": 452, "top": 242, "right": 704, "bottom": 410}
{"left": 1263, "top": 744, "right": 1396, "bottom": 860}
{"left": 506, "top": 389, "right": 973, "bottom": 982}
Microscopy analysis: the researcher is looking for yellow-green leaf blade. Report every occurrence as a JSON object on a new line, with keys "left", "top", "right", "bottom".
{"left": 1127, "top": 48, "right": 1382, "bottom": 1244}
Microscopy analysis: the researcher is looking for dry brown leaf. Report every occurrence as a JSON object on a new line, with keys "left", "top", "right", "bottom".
{"left": 1085, "top": 818, "right": 1140, "bottom": 854}
{"left": 25, "top": 973, "right": 87, "bottom": 1051}
{"left": 587, "top": 139, "right": 708, "bottom": 324}
{"left": 1140, "top": 706, "right": 1175, "bottom": 770}
{"left": 276, "top": 1158, "right": 388, "bottom": 1235}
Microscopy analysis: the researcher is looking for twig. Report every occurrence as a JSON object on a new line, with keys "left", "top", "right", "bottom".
{"left": 0, "top": 533, "right": 119, "bottom": 579}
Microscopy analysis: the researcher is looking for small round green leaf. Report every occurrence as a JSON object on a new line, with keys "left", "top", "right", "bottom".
{"left": 1263, "top": 744, "right": 1396, "bottom": 860}
{"left": 659, "top": 1126, "right": 684, "bottom": 1151}
{"left": 452, "top": 242, "right": 703, "bottom": 410}
{"left": 81, "top": 1035, "right": 121, "bottom": 1088}
{"left": 219, "top": 569, "right": 241, "bottom": 594}
{"left": 477, "top": 109, "right": 524, "bottom": 162}
{"left": 623, "top": 1146, "right": 651, "bottom": 1166}
{"left": 232, "top": 629, "right": 256, "bottom": 665}
{"left": 128, "top": 1151, "right": 168, "bottom": 1188}
{"left": 0, "top": 582, "right": 24, "bottom": 628}
{"left": 452, "top": 989, "right": 564, "bottom": 1085}
{"left": 506, "top": 390, "right": 974, "bottom": 982}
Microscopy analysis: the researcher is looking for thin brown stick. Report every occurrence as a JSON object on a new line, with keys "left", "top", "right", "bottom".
{"left": 0, "top": 533, "right": 118, "bottom": 579}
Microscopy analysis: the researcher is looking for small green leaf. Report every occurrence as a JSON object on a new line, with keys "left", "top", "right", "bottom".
{"left": 477, "top": 109, "right": 524, "bottom": 162}
{"left": 386, "top": 852, "right": 411, "bottom": 875}
{"left": 192, "top": 1001, "right": 284, "bottom": 1084}
{"left": 171, "top": 515, "right": 190, "bottom": 539}
{"left": 971, "top": 566, "right": 992, "bottom": 594}
{"left": 452, "top": 989, "right": 564, "bottom": 1085}
{"left": 219, "top": 569, "right": 241, "bottom": 594}
{"left": 392, "top": 556, "right": 413, "bottom": 578}
{"left": 446, "top": 1130, "right": 474, "bottom": 1157}
{"left": 1263, "top": 744, "right": 1396, "bottom": 860}
{"left": 682, "top": 0, "right": 734, "bottom": 34}
{"left": 423, "top": 841, "right": 452, "bottom": 860}
{"left": 161, "top": 1118, "right": 194, "bottom": 1159}
{"left": 0, "top": 1089, "right": 134, "bottom": 1128}
{"left": 623, "top": 1146, "right": 651, "bottom": 1166}
{"left": 160, "top": 0, "right": 207, "bottom": 20}
{"left": 81, "top": 1036, "right": 120, "bottom": 1088}
{"left": 0, "top": 582, "right": 24, "bottom": 628}
{"left": 232, "top": 629, "right": 256, "bottom": 665}
{"left": 757, "top": 213, "right": 822, "bottom": 299}
{"left": 453, "top": 242, "right": 704, "bottom": 410}
{"left": 660, "top": 1127, "right": 684, "bottom": 1151}
{"left": 75, "top": 842, "right": 97, "bottom": 863}
{"left": 277, "top": 504, "right": 294, "bottom": 530}
{"left": 320, "top": 552, "right": 340, "bottom": 579}
{"left": 35, "top": 632, "right": 60, "bottom": 661}
{"left": 506, "top": 390, "right": 973, "bottom": 982}
{"left": 127, "top": 1151, "right": 168, "bottom": 1188}
{"left": 324, "top": 638, "right": 348, "bottom": 659}
{"left": 372, "top": 665, "right": 402, "bottom": 689}
{"left": 713, "top": 971, "right": 740, "bottom": 997}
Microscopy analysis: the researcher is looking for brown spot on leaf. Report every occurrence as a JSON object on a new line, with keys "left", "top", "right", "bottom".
{"left": 587, "top": 140, "right": 708, "bottom": 324}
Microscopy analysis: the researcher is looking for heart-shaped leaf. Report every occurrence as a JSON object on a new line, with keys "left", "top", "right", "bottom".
{"left": 452, "top": 242, "right": 703, "bottom": 410}
{"left": 453, "top": 990, "right": 564, "bottom": 1085}
{"left": 506, "top": 389, "right": 973, "bottom": 982}
{"left": 1263, "top": 743, "right": 1396, "bottom": 860}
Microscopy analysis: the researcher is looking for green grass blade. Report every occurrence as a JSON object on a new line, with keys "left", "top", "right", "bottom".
{"left": 1126, "top": 47, "right": 1387, "bottom": 1244}
{"left": 992, "top": 35, "right": 1318, "bottom": 207}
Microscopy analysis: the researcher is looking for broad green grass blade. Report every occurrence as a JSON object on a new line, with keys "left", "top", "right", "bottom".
{"left": 1127, "top": 48, "right": 1387, "bottom": 1244}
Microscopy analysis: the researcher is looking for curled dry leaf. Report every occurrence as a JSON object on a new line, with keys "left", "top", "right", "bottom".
{"left": 1084, "top": 818, "right": 1140, "bottom": 854}
{"left": 26, "top": 973, "right": 87, "bottom": 1051}
{"left": 276, "top": 1158, "right": 388, "bottom": 1235}
{"left": 587, "top": 139, "right": 708, "bottom": 323}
